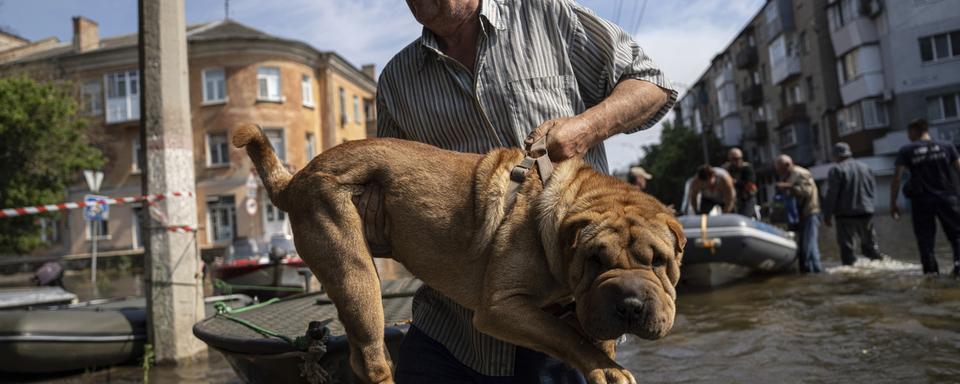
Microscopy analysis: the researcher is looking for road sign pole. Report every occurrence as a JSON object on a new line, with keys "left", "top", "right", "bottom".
{"left": 91, "top": 221, "right": 98, "bottom": 295}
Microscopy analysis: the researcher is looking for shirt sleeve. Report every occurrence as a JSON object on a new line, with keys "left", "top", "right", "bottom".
{"left": 563, "top": 0, "right": 677, "bottom": 134}
{"left": 375, "top": 82, "right": 404, "bottom": 139}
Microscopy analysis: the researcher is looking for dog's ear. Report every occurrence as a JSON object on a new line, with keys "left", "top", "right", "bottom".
{"left": 660, "top": 214, "right": 686, "bottom": 262}
{"left": 558, "top": 213, "right": 593, "bottom": 255}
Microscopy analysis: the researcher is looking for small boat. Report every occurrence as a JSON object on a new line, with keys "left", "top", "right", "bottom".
{"left": 0, "top": 286, "right": 77, "bottom": 310}
{"left": 0, "top": 294, "right": 252, "bottom": 373}
{"left": 212, "top": 236, "right": 313, "bottom": 299}
{"left": 193, "top": 278, "right": 421, "bottom": 384}
{"left": 678, "top": 214, "right": 797, "bottom": 287}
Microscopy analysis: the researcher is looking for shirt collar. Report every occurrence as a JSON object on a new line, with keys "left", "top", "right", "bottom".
{"left": 416, "top": 0, "right": 506, "bottom": 71}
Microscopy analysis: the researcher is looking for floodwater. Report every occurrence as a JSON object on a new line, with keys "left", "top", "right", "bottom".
{"left": 10, "top": 215, "right": 960, "bottom": 383}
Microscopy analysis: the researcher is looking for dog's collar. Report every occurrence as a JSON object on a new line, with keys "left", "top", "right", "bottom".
{"left": 504, "top": 136, "right": 553, "bottom": 213}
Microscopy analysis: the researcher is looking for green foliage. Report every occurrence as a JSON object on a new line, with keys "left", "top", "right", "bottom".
{"left": 0, "top": 76, "right": 103, "bottom": 254}
{"left": 634, "top": 122, "right": 726, "bottom": 208}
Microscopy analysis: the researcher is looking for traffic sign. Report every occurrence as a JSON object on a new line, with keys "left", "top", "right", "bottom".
{"left": 83, "top": 170, "right": 103, "bottom": 193}
{"left": 245, "top": 197, "right": 258, "bottom": 215}
{"left": 83, "top": 194, "right": 109, "bottom": 221}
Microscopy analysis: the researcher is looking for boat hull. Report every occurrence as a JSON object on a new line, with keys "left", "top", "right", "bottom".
{"left": 678, "top": 214, "right": 797, "bottom": 286}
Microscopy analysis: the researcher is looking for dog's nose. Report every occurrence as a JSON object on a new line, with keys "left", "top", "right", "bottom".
{"left": 615, "top": 297, "right": 644, "bottom": 321}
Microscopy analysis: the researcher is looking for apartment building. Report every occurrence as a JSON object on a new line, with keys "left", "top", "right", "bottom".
{"left": 0, "top": 17, "right": 376, "bottom": 258}
{"left": 675, "top": 0, "right": 842, "bottom": 204}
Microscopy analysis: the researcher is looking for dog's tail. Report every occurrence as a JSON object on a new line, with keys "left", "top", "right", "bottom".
{"left": 233, "top": 123, "right": 292, "bottom": 211}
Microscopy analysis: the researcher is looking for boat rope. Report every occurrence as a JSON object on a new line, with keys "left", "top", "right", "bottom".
{"left": 213, "top": 279, "right": 306, "bottom": 294}
{"left": 212, "top": 298, "right": 312, "bottom": 350}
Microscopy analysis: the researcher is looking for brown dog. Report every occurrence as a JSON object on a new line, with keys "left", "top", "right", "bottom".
{"left": 233, "top": 123, "right": 685, "bottom": 384}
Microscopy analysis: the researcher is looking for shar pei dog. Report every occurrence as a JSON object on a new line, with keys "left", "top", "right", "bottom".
{"left": 233, "top": 123, "right": 685, "bottom": 384}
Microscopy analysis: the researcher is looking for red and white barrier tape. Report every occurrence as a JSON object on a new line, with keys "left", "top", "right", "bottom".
{"left": 0, "top": 191, "right": 194, "bottom": 218}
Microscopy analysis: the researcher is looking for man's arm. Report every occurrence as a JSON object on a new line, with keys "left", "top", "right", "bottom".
{"left": 722, "top": 175, "right": 736, "bottom": 213}
{"left": 526, "top": 80, "right": 669, "bottom": 161}
{"left": 688, "top": 179, "right": 701, "bottom": 215}
{"left": 890, "top": 165, "right": 904, "bottom": 220}
{"left": 524, "top": 1, "right": 676, "bottom": 161}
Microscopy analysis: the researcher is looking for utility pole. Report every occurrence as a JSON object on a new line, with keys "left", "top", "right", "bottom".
{"left": 138, "top": 0, "right": 205, "bottom": 363}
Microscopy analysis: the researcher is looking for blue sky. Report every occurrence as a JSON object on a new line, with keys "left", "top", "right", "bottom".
{"left": 0, "top": 0, "right": 764, "bottom": 172}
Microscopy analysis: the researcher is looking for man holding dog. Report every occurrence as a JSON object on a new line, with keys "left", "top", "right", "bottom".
{"left": 361, "top": 0, "right": 676, "bottom": 381}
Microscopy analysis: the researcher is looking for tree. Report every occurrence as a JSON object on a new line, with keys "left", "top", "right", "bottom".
{"left": 633, "top": 122, "right": 726, "bottom": 209}
{"left": 0, "top": 76, "right": 104, "bottom": 254}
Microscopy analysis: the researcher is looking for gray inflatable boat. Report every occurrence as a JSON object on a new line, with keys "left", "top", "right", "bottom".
{"left": 678, "top": 214, "right": 797, "bottom": 287}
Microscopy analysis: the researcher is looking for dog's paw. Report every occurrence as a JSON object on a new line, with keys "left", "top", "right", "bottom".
{"left": 587, "top": 367, "right": 636, "bottom": 384}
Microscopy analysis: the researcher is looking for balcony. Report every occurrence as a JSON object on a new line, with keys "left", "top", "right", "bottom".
{"left": 740, "top": 85, "right": 764, "bottom": 106}
{"left": 713, "top": 67, "right": 734, "bottom": 89}
{"left": 770, "top": 55, "right": 801, "bottom": 85}
{"left": 830, "top": 17, "right": 879, "bottom": 56}
{"left": 763, "top": 0, "right": 796, "bottom": 42}
{"left": 745, "top": 121, "right": 769, "bottom": 143}
{"left": 736, "top": 48, "right": 758, "bottom": 69}
{"left": 777, "top": 103, "right": 808, "bottom": 125}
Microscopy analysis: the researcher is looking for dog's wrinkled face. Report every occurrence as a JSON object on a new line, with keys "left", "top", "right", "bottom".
{"left": 561, "top": 205, "right": 685, "bottom": 341}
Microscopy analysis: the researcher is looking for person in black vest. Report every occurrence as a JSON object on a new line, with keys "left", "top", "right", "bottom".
{"left": 891, "top": 118, "right": 960, "bottom": 277}
{"left": 723, "top": 147, "right": 758, "bottom": 218}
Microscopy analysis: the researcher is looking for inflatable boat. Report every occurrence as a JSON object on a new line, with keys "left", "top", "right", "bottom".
{"left": 193, "top": 278, "right": 420, "bottom": 384}
{"left": 678, "top": 214, "right": 797, "bottom": 287}
{"left": 0, "top": 294, "right": 252, "bottom": 373}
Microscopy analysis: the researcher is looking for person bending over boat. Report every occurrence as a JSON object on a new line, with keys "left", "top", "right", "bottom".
{"left": 689, "top": 165, "right": 736, "bottom": 215}
{"left": 775, "top": 155, "right": 822, "bottom": 273}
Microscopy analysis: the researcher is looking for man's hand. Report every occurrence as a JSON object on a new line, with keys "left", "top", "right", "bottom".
{"left": 524, "top": 116, "right": 599, "bottom": 162}
{"left": 352, "top": 184, "right": 391, "bottom": 255}
{"left": 775, "top": 181, "right": 792, "bottom": 190}
{"left": 891, "top": 205, "right": 901, "bottom": 221}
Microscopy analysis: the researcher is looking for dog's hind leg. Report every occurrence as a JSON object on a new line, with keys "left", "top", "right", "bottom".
{"left": 290, "top": 174, "right": 393, "bottom": 384}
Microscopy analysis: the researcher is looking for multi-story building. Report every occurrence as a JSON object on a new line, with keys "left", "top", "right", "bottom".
{"left": 675, "top": 0, "right": 842, "bottom": 205}
{"left": 824, "top": 0, "right": 960, "bottom": 209}
{"left": 0, "top": 17, "right": 376, "bottom": 258}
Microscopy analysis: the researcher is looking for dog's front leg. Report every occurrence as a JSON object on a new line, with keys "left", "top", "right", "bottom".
{"left": 473, "top": 296, "right": 634, "bottom": 384}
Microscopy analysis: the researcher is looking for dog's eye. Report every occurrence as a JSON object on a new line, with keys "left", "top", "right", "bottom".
{"left": 652, "top": 255, "right": 667, "bottom": 268}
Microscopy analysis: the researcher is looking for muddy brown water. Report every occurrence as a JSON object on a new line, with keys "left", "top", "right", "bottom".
{"left": 9, "top": 215, "right": 960, "bottom": 383}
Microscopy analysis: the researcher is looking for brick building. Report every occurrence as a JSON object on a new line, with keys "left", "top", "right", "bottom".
{"left": 0, "top": 17, "right": 376, "bottom": 258}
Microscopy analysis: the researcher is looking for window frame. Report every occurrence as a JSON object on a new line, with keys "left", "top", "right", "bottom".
{"left": 206, "top": 132, "right": 230, "bottom": 167}
{"left": 86, "top": 219, "right": 110, "bottom": 241}
{"left": 301, "top": 74, "right": 315, "bottom": 108}
{"left": 201, "top": 67, "right": 227, "bottom": 104}
{"left": 257, "top": 66, "right": 283, "bottom": 102}
{"left": 264, "top": 128, "right": 287, "bottom": 163}
{"left": 779, "top": 125, "right": 798, "bottom": 148}
{"left": 80, "top": 80, "right": 103, "bottom": 116}
{"left": 132, "top": 135, "right": 142, "bottom": 173}
{"left": 306, "top": 132, "right": 316, "bottom": 160}
{"left": 920, "top": 30, "right": 960, "bottom": 63}
{"left": 104, "top": 70, "right": 140, "bottom": 124}
{"left": 207, "top": 195, "right": 236, "bottom": 243}
{"left": 928, "top": 93, "right": 960, "bottom": 123}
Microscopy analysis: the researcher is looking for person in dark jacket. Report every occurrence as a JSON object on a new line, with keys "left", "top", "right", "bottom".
{"left": 891, "top": 119, "right": 960, "bottom": 277}
{"left": 723, "top": 147, "right": 758, "bottom": 218}
{"left": 823, "top": 142, "right": 885, "bottom": 266}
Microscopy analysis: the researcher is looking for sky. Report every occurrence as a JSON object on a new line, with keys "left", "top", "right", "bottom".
{"left": 0, "top": 0, "right": 765, "bottom": 172}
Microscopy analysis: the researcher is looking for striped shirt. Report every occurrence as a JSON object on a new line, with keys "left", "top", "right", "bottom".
{"left": 376, "top": 0, "right": 676, "bottom": 376}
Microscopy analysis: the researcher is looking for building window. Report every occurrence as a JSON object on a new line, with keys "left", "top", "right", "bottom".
{"left": 806, "top": 77, "right": 815, "bottom": 101}
{"left": 257, "top": 67, "right": 282, "bottom": 102}
{"left": 862, "top": 99, "right": 889, "bottom": 128}
{"left": 353, "top": 95, "right": 360, "bottom": 123}
{"left": 202, "top": 68, "right": 226, "bottom": 103}
{"left": 784, "top": 83, "right": 803, "bottom": 105}
{"left": 827, "top": 0, "right": 860, "bottom": 31}
{"left": 779, "top": 125, "right": 797, "bottom": 147}
{"left": 132, "top": 207, "right": 143, "bottom": 249}
{"left": 306, "top": 132, "right": 316, "bottom": 160}
{"left": 928, "top": 93, "right": 960, "bottom": 122}
{"left": 104, "top": 70, "right": 139, "bottom": 123}
{"left": 266, "top": 201, "right": 285, "bottom": 222}
{"left": 207, "top": 132, "right": 229, "bottom": 166}
{"left": 132, "top": 135, "right": 142, "bottom": 173}
{"left": 207, "top": 195, "right": 236, "bottom": 242}
{"left": 80, "top": 80, "right": 102, "bottom": 116}
{"left": 339, "top": 87, "right": 348, "bottom": 126}
{"left": 86, "top": 219, "right": 109, "bottom": 240}
{"left": 920, "top": 30, "right": 960, "bottom": 63}
{"left": 301, "top": 75, "right": 314, "bottom": 107}
{"left": 265, "top": 128, "right": 286, "bottom": 162}
{"left": 364, "top": 98, "right": 376, "bottom": 122}
{"left": 39, "top": 218, "right": 60, "bottom": 244}
{"left": 837, "top": 104, "right": 863, "bottom": 136}
{"left": 838, "top": 49, "right": 858, "bottom": 84}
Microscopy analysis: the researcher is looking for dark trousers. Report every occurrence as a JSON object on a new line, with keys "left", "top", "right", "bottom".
{"left": 835, "top": 215, "right": 883, "bottom": 265}
{"left": 796, "top": 213, "right": 822, "bottom": 273}
{"left": 910, "top": 199, "right": 960, "bottom": 274}
{"left": 395, "top": 325, "right": 587, "bottom": 384}
{"left": 736, "top": 196, "right": 758, "bottom": 218}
